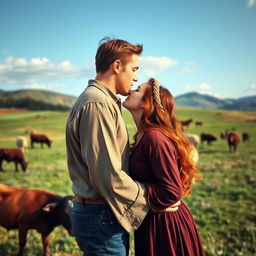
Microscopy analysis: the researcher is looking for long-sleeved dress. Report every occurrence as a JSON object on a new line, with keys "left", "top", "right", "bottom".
{"left": 129, "top": 130, "right": 205, "bottom": 256}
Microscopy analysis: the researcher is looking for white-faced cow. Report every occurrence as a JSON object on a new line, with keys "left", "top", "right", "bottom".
{"left": 227, "top": 132, "right": 240, "bottom": 153}
{"left": 16, "top": 136, "right": 28, "bottom": 153}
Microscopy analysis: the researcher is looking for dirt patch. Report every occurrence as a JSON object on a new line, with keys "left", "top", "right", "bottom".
{"left": 0, "top": 109, "right": 30, "bottom": 114}
{"left": 221, "top": 111, "right": 256, "bottom": 122}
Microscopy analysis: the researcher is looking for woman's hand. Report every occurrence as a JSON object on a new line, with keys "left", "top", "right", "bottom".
{"left": 158, "top": 200, "right": 181, "bottom": 212}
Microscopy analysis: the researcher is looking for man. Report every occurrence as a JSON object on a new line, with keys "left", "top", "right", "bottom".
{"left": 66, "top": 37, "right": 178, "bottom": 255}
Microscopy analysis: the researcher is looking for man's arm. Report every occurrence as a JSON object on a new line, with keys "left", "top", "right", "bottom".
{"left": 78, "top": 102, "right": 149, "bottom": 232}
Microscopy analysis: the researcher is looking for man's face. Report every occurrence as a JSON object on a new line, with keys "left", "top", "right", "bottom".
{"left": 116, "top": 54, "right": 139, "bottom": 96}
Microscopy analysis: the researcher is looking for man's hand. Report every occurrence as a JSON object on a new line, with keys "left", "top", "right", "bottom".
{"left": 159, "top": 200, "right": 181, "bottom": 212}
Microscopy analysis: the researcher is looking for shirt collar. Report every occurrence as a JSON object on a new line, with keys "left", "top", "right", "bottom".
{"left": 88, "top": 79, "right": 121, "bottom": 105}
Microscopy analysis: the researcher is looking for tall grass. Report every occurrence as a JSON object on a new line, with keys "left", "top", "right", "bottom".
{"left": 0, "top": 108, "right": 255, "bottom": 255}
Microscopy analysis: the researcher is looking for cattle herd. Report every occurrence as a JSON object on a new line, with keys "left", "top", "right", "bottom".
{"left": 0, "top": 118, "right": 252, "bottom": 255}
{"left": 0, "top": 131, "right": 75, "bottom": 256}
{"left": 180, "top": 118, "right": 250, "bottom": 154}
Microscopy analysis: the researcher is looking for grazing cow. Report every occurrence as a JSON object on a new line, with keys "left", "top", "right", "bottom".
{"left": 228, "top": 132, "right": 240, "bottom": 153}
{"left": 242, "top": 132, "right": 250, "bottom": 143}
{"left": 30, "top": 133, "right": 52, "bottom": 149}
{"left": 220, "top": 132, "right": 226, "bottom": 140}
{"left": 16, "top": 136, "right": 28, "bottom": 153}
{"left": 0, "top": 148, "right": 28, "bottom": 172}
{"left": 200, "top": 133, "right": 217, "bottom": 145}
{"left": 181, "top": 118, "right": 193, "bottom": 128}
{"left": 186, "top": 133, "right": 200, "bottom": 148}
{"left": 220, "top": 129, "right": 229, "bottom": 140}
{"left": 186, "top": 134, "right": 200, "bottom": 164}
{"left": 195, "top": 121, "right": 203, "bottom": 127}
{"left": 0, "top": 184, "right": 73, "bottom": 256}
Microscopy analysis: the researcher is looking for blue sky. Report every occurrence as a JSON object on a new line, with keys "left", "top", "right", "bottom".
{"left": 0, "top": 0, "right": 255, "bottom": 99}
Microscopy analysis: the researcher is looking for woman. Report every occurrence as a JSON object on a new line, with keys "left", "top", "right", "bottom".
{"left": 123, "top": 78, "right": 205, "bottom": 256}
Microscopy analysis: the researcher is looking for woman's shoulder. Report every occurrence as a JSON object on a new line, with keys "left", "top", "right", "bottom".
{"left": 143, "top": 130, "right": 174, "bottom": 147}
{"left": 141, "top": 130, "right": 177, "bottom": 156}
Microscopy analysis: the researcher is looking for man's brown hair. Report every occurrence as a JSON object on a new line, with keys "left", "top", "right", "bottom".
{"left": 95, "top": 37, "right": 143, "bottom": 73}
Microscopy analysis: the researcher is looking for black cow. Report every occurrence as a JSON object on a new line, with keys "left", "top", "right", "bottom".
{"left": 200, "top": 133, "right": 217, "bottom": 145}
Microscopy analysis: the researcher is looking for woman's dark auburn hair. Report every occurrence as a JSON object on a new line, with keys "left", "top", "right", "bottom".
{"left": 135, "top": 78, "right": 201, "bottom": 195}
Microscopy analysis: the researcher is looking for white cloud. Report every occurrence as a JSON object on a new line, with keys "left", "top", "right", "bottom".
{"left": 176, "top": 61, "right": 196, "bottom": 75}
{"left": 186, "top": 82, "right": 212, "bottom": 92}
{"left": 247, "top": 0, "right": 256, "bottom": 7}
{"left": 248, "top": 83, "right": 256, "bottom": 90}
{"left": 0, "top": 55, "right": 180, "bottom": 86}
{"left": 25, "top": 83, "right": 67, "bottom": 90}
{"left": 0, "top": 56, "right": 85, "bottom": 84}
{"left": 184, "top": 82, "right": 224, "bottom": 98}
{"left": 140, "top": 56, "right": 179, "bottom": 76}
{"left": 176, "top": 66, "right": 193, "bottom": 75}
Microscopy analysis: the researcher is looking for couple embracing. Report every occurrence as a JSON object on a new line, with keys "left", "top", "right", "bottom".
{"left": 66, "top": 37, "right": 205, "bottom": 256}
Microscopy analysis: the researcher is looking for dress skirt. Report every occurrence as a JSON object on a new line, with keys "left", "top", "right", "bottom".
{"left": 134, "top": 203, "right": 205, "bottom": 256}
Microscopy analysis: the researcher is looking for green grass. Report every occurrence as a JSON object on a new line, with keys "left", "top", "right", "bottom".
{"left": 0, "top": 108, "right": 256, "bottom": 256}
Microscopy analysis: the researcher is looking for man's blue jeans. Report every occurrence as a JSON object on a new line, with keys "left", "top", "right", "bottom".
{"left": 72, "top": 200, "right": 129, "bottom": 256}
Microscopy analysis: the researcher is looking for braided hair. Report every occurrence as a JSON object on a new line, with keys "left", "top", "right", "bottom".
{"left": 149, "top": 78, "right": 164, "bottom": 109}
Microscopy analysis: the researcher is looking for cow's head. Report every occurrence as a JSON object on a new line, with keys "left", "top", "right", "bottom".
{"left": 47, "top": 140, "right": 53, "bottom": 148}
{"left": 21, "top": 161, "right": 29, "bottom": 172}
{"left": 212, "top": 136, "right": 217, "bottom": 141}
{"left": 42, "top": 196, "right": 74, "bottom": 235}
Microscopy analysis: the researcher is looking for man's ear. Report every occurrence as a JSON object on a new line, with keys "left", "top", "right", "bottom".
{"left": 113, "top": 60, "right": 121, "bottom": 74}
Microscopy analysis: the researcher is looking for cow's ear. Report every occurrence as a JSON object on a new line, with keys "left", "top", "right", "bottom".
{"left": 42, "top": 202, "right": 58, "bottom": 212}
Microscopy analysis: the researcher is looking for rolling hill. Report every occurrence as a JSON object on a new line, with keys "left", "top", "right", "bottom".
{"left": 0, "top": 89, "right": 255, "bottom": 111}
{"left": 0, "top": 89, "right": 77, "bottom": 111}
{"left": 175, "top": 92, "right": 256, "bottom": 110}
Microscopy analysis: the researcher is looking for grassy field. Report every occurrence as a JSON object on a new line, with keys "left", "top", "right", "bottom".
{"left": 0, "top": 108, "right": 255, "bottom": 256}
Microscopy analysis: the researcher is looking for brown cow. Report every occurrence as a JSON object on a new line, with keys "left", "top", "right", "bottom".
{"left": 242, "top": 132, "right": 250, "bottom": 143}
{"left": 0, "top": 148, "right": 28, "bottom": 172}
{"left": 200, "top": 133, "right": 217, "bottom": 145}
{"left": 195, "top": 121, "right": 203, "bottom": 127}
{"left": 181, "top": 118, "right": 193, "bottom": 128}
{"left": 0, "top": 184, "right": 73, "bottom": 256}
{"left": 30, "top": 133, "right": 52, "bottom": 149}
{"left": 228, "top": 132, "right": 240, "bottom": 153}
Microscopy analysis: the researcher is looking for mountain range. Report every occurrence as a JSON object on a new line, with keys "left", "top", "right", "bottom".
{"left": 0, "top": 89, "right": 255, "bottom": 111}
{"left": 175, "top": 92, "right": 256, "bottom": 111}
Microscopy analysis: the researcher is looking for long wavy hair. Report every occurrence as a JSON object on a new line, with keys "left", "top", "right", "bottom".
{"left": 135, "top": 78, "right": 201, "bottom": 195}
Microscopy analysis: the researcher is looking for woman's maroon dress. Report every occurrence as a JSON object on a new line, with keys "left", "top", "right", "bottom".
{"left": 129, "top": 130, "right": 205, "bottom": 256}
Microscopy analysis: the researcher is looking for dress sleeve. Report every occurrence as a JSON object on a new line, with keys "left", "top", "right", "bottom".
{"left": 142, "top": 131, "right": 183, "bottom": 212}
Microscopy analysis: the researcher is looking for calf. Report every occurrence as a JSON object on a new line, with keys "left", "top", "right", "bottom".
{"left": 181, "top": 118, "right": 193, "bottom": 128}
{"left": 200, "top": 133, "right": 217, "bottom": 145}
{"left": 195, "top": 121, "right": 203, "bottom": 127}
{"left": 0, "top": 184, "right": 73, "bottom": 256}
{"left": 30, "top": 133, "right": 52, "bottom": 149}
{"left": 0, "top": 148, "right": 28, "bottom": 172}
{"left": 242, "top": 132, "right": 250, "bottom": 143}
{"left": 16, "top": 136, "right": 28, "bottom": 153}
{"left": 228, "top": 132, "right": 240, "bottom": 153}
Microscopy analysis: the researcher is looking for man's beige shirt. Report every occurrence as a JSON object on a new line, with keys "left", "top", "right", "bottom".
{"left": 66, "top": 80, "right": 149, "bottom": 232}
